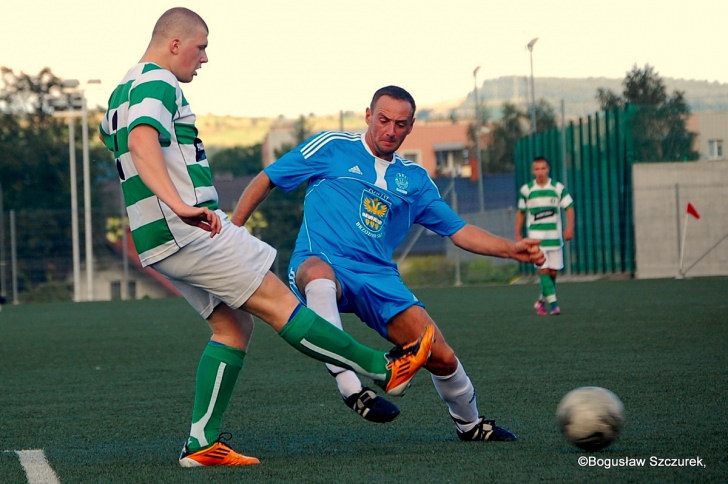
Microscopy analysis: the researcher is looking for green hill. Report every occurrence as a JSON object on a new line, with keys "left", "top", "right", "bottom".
{"left": 461, "top": 76, "right": 728, "bottom": 120}
{"left": 197, "top": 76, "right": 728, "bottom": 148}
{"left": 197, "top": 112, "right": 368, "bottom": 149}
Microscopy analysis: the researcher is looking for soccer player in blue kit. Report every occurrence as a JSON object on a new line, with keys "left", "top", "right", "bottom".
{"left": 233, "top": 86, "right": 545, "bottom": 441}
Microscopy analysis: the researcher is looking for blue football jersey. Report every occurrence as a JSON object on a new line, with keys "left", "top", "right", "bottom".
{"left": 265, "top": 131, "right": 466, "bottom": 269}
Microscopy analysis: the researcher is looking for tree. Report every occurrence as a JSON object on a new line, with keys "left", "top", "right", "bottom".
{"left": 0, "top": 67, "right": 61, "bottom": 120}
{"left": 274, "top": 114, "right": 313, "bottom": 158}
{"left": 0, "top": 67, "right": 113, "bottom": 295}
{"left": 486, "top": 102, "right": 527, "bottom": 173}
{"left": 209, "top": 143, "right": 263, "bottom": 177}
{"left": 466, "top": 103, "right": 489, "bottom": 173}
{"left": 483, "top": 98, "right": 558, "bottom": 174}
{"left": 596, "top": 64, "right": 698, "bottom": 162}
{"left": 254, "top": 114, "right": 314, "bottom": 277}
{"left": 596, "top": 88, "right": 622, "bottom": 110}
{"left": 533, "top": 99, "right": 557, "bottom": 133}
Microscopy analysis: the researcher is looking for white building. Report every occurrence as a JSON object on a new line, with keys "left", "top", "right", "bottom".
{"left": 690, "top": 112, "right": 727, "bottom": 161}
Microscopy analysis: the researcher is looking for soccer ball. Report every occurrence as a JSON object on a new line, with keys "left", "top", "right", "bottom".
{"left": 556, "top": 386, "right": 625, "bottom": 451}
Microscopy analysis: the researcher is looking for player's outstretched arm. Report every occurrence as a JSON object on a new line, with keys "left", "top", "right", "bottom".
{"left": 450, "top": 224, "right": 544, "bottom": 265}
{"left": 231, "top": 171, "right": 275, "bottom": 227}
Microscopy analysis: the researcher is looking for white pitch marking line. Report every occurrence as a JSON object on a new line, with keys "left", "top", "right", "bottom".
{"left": 14, "top": 450, "right": 60, "bottom": 484}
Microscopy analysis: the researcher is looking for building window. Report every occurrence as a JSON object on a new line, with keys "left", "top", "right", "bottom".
{"left": 110, "top": 281, "right": 121, "bottom": 300}
{"left": 110, "top": 280, "right": 137, "bottom": 300}
{"left": 708, "top": 139, "right": 723, "bottom": 160}
{"left": 435, "top": 150, "right": 468, "bottom": 177}
{"left": 402, "top": 150, "right": 420, "bottom": 164}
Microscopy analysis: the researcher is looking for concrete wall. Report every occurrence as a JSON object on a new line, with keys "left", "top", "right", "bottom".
{"left": 633, "top": 161, "right": 728, "bottom": 278}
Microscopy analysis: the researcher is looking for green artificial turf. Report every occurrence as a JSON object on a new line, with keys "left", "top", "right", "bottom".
{"left": 1, "top": 277, "right": 726, "bottom": 483}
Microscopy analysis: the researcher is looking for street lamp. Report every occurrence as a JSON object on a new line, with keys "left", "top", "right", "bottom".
{"left": 527, "top": 37, "right": 539, "bottom": 134}
{"left": 473, "top": 66, "right": 485, "bottom": 213}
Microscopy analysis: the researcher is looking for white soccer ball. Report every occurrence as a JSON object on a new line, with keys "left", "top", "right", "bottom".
{"left": 556, "top": 386, "right": 625, "bottom": 451}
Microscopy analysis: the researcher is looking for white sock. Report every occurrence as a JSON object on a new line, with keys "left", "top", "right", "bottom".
{"left": 305, "top": 278, "right": 363, "bottom": 397}
{"left": 431, "top": 359, "right": 479, "bottom": 430}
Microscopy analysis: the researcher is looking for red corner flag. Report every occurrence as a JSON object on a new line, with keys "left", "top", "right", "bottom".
{"left": 686, "top": 202, "right": 701, "bottom": 220}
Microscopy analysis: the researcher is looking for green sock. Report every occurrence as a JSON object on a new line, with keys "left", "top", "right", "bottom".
{"left": 539, "top": 273, "right": 557, "bottom": 305}
{"left": 186, "top": 342, "right": 246, "bottom": 452}
{"left": 278, "top": 305, "right": 387, "bottom": 381}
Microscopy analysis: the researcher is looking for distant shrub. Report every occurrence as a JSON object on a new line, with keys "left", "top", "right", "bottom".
{"left": 20, "top": 281, "right": 72, "bottom": 303}
{"left": 400, "top": 256, "right": 519, "bottom": 287}
{"left": 400, "top": 256, "right": 455, "bottom": 287}
{"left": 462, "top": 259, "right": 519, "bottom": 285}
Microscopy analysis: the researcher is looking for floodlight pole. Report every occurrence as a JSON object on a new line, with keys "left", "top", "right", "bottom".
{"left": 69, "top": 117, "right": 82, "bottom": 302}
{"left": 473, "top": 66, "right": 484, "bottom": 213}
{"left": 81, "top": 92, "right": 94, "bottom": 302}
{"left": 10, "top": 210, "right": 18, "bottom": 304}
{"left": 0, "top": 183, "right": 5, "bottom": 297}
{"left": 0, "top": 183, "right": 5, "bottom": 299}
{"left": 52, "top": 112, "right": 82, "bottom": 302}
{"left": 85, "top": 80, "right": 101, "bottom": 301}
{"left": 527, "top": 37, "right": 539, "bottom": 134}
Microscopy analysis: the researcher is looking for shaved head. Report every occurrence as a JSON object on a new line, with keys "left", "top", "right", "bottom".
{"left": 151, "top": 7, "right": 208, "bottom": 44}
{"left": 140, "top": 8, "right": 209, "bottom": 83}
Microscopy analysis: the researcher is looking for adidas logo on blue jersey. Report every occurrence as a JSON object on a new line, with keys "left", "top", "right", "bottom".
{"left": 348, "top": 165, "right": 363, "bottom": 175}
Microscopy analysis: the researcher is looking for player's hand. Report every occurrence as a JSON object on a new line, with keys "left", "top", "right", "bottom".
{"left": 564, "top": 227, "right": 574, "bottom": 242}
{"left": 177, "top": 206, "right": 222, "bottom": 237}
{"left": 513, "top": 238, "right": 545, "bottom": 266}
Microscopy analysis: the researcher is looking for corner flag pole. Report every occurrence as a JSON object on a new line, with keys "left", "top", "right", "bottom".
{"left": 678, "top": 202, "right": 701, "bottom": 278}
{"left": 677, "top": 211, "right": 690, "bottom": 278}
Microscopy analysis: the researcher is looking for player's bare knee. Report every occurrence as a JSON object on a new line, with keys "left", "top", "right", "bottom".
{"left": 296, "top": 256, "right": 336, "bottom": 287}
{"left": 426, "top": 345, "right": 458, "bottom": 375}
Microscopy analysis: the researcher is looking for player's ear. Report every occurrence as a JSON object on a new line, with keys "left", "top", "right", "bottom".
{"left": 405, "top": 117, "right": 415, "bottom": 135}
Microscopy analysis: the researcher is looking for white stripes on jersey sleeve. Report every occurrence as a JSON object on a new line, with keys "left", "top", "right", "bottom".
{"left": 300, "top": 131, "right": 361, "bottom": 159}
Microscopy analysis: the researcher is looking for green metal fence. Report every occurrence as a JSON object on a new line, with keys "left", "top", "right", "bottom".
{"left": 515, "top": 106, "right": 636, "bottom": 275}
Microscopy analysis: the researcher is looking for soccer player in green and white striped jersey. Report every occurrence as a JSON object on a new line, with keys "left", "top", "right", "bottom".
{"left": 515, "top": 157, "right": 575, "bottom": 315}
{"left": 99, "top": 7, "right": 433, "bottom": 468}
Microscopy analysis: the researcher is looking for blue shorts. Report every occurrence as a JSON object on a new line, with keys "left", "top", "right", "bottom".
{"left": 288, "top": 255, "right": 425, "bottom": 338}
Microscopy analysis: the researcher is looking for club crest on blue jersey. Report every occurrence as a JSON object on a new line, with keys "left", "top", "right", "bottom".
{"left": 394, "top": 173, "right": 409, "bottom": 194}
{"left": 359, "top": 188, "right": 391, "bottom": 235}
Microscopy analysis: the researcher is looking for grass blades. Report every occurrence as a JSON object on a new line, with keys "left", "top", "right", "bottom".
{"left": 1, "top": 277, "right": 726, "bottom": 482}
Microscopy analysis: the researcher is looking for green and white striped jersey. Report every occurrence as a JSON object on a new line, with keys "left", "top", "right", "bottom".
{"left": 517, "top": 178, "right": 573, "bottom": 249}
{"left": 99, "top": 63, "right": 217, "bottom": 267}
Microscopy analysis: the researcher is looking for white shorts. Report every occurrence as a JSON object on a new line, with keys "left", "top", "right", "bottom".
{"left": 537, "top": 248, "right": 564, "bottom": 271}
{"left": 152, "top": 212, "right": 276, "bottom": 319}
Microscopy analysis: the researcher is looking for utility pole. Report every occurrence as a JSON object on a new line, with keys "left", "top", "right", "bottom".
{"left": 473, "top": 66, "right": 485, "bottom": 212}
{"left": 527, "top": 37, "right": 539, "bottom": 134}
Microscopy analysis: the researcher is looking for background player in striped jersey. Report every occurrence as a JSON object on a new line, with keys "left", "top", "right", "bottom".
{"left": 233, "top": 85, "right": 545, "bottom": 441}
{"left": 99, "top": 8, "right": 433, "bottom": 467}
{"left": 515, "top": 156, "right": 575, "bottom": 316}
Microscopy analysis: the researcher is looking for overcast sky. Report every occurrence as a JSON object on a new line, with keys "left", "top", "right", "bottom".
{"left": 4, "top": 0, "right": 726, "bottom": 118}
